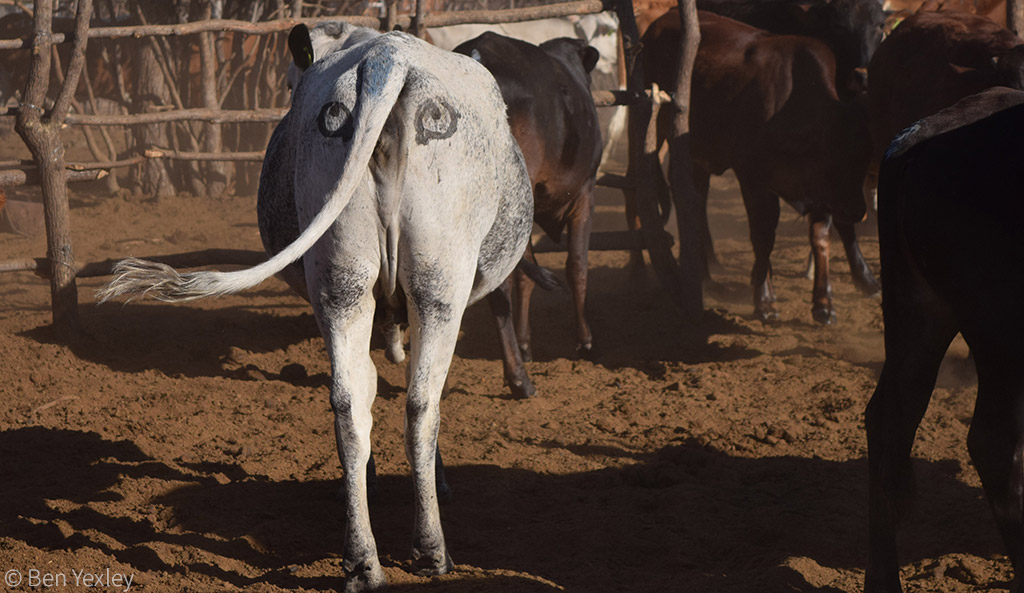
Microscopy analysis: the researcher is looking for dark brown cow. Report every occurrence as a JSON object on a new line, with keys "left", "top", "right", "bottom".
{"left": 868, "top": 10, "right": 1024, "bottom": 165}
{"left": 641, "top": 11, "right": 873, "bottom": 324}
{"left": 865, "top": 86, "right": 1024, "bottom": 593}
{"left": 454, "top": 33, "right": 602, "bottom": 397}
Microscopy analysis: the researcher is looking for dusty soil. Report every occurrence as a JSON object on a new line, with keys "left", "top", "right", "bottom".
{"left": 0, "top": 167, "right": 1006, "bottom": 593}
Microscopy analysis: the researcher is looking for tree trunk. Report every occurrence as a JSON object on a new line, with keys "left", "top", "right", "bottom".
{"left": 199, "top": 0, "right": 228, "bottom": 197}
{"left": 130, "top": 40, "right": 176, "bottom": 198}
{"left": 15, "top": 0, "right": 95, "bottom": 337}
{"left": 667, "top": 0, "right": 704, "bottom": 321}
{"left": 614, "top": 0, "right": 703, "bottom": 324}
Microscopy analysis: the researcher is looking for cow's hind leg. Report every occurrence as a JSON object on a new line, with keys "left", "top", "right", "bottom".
{"left": 736, "top": 176, "right": 780, "bottom": 322}
{"left": 967, "top": 350, "right": 1024, "bottom": 590}
{"left": 567, "top": 185, "right": 595, "bottom": 359}
{"left": 808, "top": 211, "right": 836, "bottom": 325}
{"left": 834, "top": 219, "right": 881, "bottom": 297}
{"left": 405, "top": 278, "right": 466, "bottom": 576}
{"left": 864, "top": 293, "right": 956, "bottom": 593}
{"left": 313, "top": 266, "right": 386, "bottom": 592}
{"left": 488, "top": 275, "right": 535, "bottom": 398}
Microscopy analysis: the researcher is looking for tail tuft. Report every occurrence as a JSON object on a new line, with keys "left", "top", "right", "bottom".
{"left": 517, "top": 257, "right": 567, "bottom": 295}
{"left": 97, "top": 258, "right": 234, "bottom": 304}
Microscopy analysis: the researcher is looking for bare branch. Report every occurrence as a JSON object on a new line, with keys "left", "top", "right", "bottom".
{"left": 51, "top": 0, "right": 94, "bottom": 122}
{"left": 65, "top": 107, "right": 287, "bottom": 125}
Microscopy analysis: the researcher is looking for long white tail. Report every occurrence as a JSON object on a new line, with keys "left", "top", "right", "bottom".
{"left": 99, "top": 46, "right": 408, "bottom": 304}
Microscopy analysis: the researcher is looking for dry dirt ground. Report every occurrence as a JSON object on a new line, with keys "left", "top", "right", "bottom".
{"left": 0, "top": 165, "right": 1007, "bottom": 593}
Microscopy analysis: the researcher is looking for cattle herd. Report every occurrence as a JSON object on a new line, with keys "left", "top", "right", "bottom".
{"left": 89, "top": 1, "right": 1024, "bottom": 592}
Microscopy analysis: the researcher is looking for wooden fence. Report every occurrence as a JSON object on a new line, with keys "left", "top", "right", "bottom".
{"left": 0, "top": 0, "right": 704, "bottom": 338}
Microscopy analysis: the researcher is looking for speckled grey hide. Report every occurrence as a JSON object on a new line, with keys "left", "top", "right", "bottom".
{"left": 258, "top": 24, "right": 532, "bottom": 310}
{"left": 254, "top": 24, "right": 533, "bottom": 591}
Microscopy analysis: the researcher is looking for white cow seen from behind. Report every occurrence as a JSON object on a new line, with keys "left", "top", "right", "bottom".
{"left": 99, "top": 22, "right": 535, "bottom": 592}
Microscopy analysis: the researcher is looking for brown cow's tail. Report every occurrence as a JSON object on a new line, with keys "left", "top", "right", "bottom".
{"left": 98, "top": 43, "right": 410, "bottom": 304}
{"left": 517, "top": 256, "right": 567, "bottom": 294}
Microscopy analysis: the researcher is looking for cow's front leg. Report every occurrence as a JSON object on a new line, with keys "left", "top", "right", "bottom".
{"left": 809, "top": 212, "right": 836, "bottom": 325}
{"left": 315, "top": 275, "right": 386, "bottom": 592}
{"left": 405, "top": 298, "right": 462, "bottom": 577}
{"left": 566, "top": 188, "right": 595, "bottom": 359}
{"left": 834, "top": 219, "right": 881, "bottom": 297}
{"left": 692, "top": 165, "right": 715, "bottom": 281}
{"left": 738, "top": 178, "right": 780, "bottom": 322}
{"left": 488, "top": 275, "right": 535, "bottom": 398}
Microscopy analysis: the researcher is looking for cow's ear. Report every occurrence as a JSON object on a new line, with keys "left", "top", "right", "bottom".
{"left": 581, "top": 46, "right": 600, "bottom": 73}
{"left": 289, "top": 24, "right": 315, "bottom": 71}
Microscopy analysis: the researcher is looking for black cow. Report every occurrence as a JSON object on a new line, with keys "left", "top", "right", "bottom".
{"left": 642, "top": 11, "right": 873, "bottom": 324}
{"left": 454, "top": 32, "right": 602, "bottom": 397}
{"left": 865, "top": 86, "right": 1024, "bottom": 593}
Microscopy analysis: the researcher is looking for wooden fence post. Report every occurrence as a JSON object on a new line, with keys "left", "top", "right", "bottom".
{"left": 14, "top": 0, "right": 94, "bottom": 336}
{"left": 199, "top": 0, "right": 228, "bottom": 197}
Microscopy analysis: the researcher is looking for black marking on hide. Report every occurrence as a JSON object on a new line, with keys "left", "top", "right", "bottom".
{"left": 319, "top": 266, "right": 371, "bottom": 315}
{"left": 414, "top": 98, "right": 460, "bottom": 145}
{"left": 408, "top": 265, "right": 453, "bottom": 323}
{"left": 318, "top": 101, "right": 355, "bottom": 141}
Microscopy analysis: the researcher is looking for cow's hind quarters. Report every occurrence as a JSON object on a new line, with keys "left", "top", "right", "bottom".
{"left": 343, "top": 558, "right": 387, "bottom": 593}
{"left": 812, "top": 304, "right": 837, "bottom": 326}
{"left": 411, "top": 548, "right": 454, "bottom": 577}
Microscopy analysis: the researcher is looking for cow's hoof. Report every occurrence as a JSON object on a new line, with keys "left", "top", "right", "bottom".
{"left": 864, "top": 571, "right": 903, "bottom": 593}
{"left": 385, "top": 343, "right": 406, "bottom": 364}
{"left": 755, "top": 308, "right": 780, "bottom": 324}
{"left": 518, "top": 343, "right": 532, "bottom": 362}
{"left": 411, "top": 549, "right": 454, "bottom": 577}
{"left": 343, "top": 559, "right": 387, "bottom": 592}
{"left": 855, "top": 274, "right": 882, "bottom": 298}
{"left": 812, "top": 306, "right": 837, "bottom": 326}
{"left": 509, "top": 377, "right": 536, "bottom": 399}
{"left": 577, "top": 342, "right": 595, "bottom": 361}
